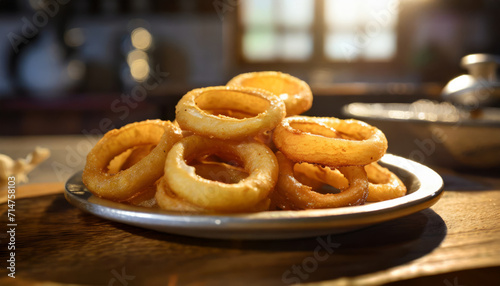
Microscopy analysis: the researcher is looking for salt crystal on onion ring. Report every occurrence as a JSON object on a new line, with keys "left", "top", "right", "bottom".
{"left": 272, "top": 152, "right": 369, "bottom": 210}
{"left": 82, "top": 120, "right": 182, "bottom": 201}
{"left": 175, "top": 86, "right": 286, "bottom": 140}
{"left": 273, "top": 116, "right": 388, "bottom": 167}
{"left": 164, "top": 135, "right": 278, "bottom": 212}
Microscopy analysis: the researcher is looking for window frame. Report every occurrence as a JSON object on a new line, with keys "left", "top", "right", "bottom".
{"left": 231, "top": 0, "right": 404, "bottom": 74}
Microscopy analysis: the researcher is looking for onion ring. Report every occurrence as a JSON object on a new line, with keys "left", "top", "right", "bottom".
{"left": 156, "top": 177, "right": 271, "bottom": 213}
{"left": 124, "top": 183, "right": 158, "bottom": 208}
{"left": 156, "top": 177, "right": 209, "bottom": 213}
{"left": 365, "top": 162, "right": 407, "bottom": 202}
{"left": 268, "top": 186, "right": 296, "bottom": 210}
{"left": 273, "top": 116, "right": 387, "bottom": 167}
{"left": 164, "top": 135, "right": 278, "bottom": 212}
{"left": 227, "top": 71, "right": 313, "bottom": 116}
{"left": 175, "top": 86, "right": 285, "bottom": 140}
{"left": 191, "top": 161, "right": 249, "bottom": 184}
{"left": 82, "top": 120, "right": 183, "bottom": 201}
{"left": 158, "top": 156, "right": 267, "bottom": 213}
{"left": 294, "top": 162, "right": 349, "bottom": 190}
{"left": 272, "top": 152, "right": 369, "bottom": 209}
{"left": 107, "top": 144, "right": 156, "bottom": 174}
{"left": 204, "top": 109, "right": 256, "bottom": 119}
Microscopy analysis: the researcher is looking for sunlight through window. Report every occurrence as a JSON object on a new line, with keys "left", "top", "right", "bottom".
{"left": 241, "top": 0, "right": 313, "bottom": 61}
{"left": 240, "top": 0, "right": 399, "bottom": 63}
{"left": 324, "top": 0, "right": 398, "bottom": 61}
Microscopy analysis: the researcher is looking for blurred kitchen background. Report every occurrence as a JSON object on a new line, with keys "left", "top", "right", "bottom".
{"left": 0, "top": 0, "right": 499, "bottom": 136}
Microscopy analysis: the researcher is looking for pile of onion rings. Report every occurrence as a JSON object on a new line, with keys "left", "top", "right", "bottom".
{"left": 82, "top": 71, "right": 406, "bottom": 213}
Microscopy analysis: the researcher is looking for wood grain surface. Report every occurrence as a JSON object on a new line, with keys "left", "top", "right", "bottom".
{"left": 0, "top": 172, "right": 499, "bottom": 286}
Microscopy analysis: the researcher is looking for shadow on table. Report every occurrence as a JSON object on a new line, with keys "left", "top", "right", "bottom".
{"left": 116, "top": 207, "right": 447, "bottom": 285}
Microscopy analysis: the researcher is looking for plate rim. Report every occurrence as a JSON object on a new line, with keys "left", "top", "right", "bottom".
{"left": 65, "top": 154, "right": 444, "bottom": 239}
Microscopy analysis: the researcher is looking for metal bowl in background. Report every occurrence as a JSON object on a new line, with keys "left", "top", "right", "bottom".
{"left": 343, "top": 100, "right": 500, "bottom": 169}
{"left": 442, "top": 54, "right": 500, "bottom": 108}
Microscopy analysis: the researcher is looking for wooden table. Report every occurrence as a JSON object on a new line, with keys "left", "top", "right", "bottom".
{"left": 1, "top": 137, "right": 500, "bottom": 285}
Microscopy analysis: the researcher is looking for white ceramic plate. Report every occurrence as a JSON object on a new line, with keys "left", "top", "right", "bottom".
{"left": 65, "top": 154, "right": 443, "bottom": 240}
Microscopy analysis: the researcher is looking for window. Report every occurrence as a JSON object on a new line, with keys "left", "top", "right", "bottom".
{"left": 239, "top": 0, "right": 399, "bottom": 63}
{"left": 240, "top": 0, "right": 314, "bottom": 61}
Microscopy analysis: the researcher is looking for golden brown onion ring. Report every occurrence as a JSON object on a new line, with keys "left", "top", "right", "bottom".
{"left": 164, "top": 135, "right": 278, "bottom": 212}
{"left": 268, "top": 187, "right": 296, "bottom": 210}
{"left": 82, "top": 120, "right": 183, "bottom": 201}
{"left": 227, "top": 71, "right": 313, "bottom": 116}
{"left": 365, "top": 162, "right": 407, "bottom": 202}
{"left": 204, "top": 108, "right": 256, "bottom": 119}
{"left": 273, "top": 116, "right": 388, "bottom": 167}
{"left": 192, "top": 161, "right": 249, "bottom": 184}
{"left": 175, "top": 86, "right": 285, "bottom": 140}
{"left": 162, "top": 156, "right": 250, "bottom": 212}
{"left": 156, "top": 176, "right": 271, "bottom": 213}
{"left": 156, "top": 177, "right": 209, "bottom": 213}
{"left": 124, "top": 183, "right": 158, "bottom": 208}
{"left": 107, "top": 144, "right": 156, "bottom": 174}
{"left": 272, "top": 152, "right": 369, "bottom": 209}
{"left": 294, "top": 163, "right": 349, "bottom": 190}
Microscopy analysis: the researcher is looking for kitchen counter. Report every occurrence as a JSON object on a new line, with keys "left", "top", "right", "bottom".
{"left": 0, "top": 135, "right": 499, "bottom": 285}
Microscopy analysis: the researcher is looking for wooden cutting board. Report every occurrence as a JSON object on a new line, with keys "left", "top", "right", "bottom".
{"left": 0, "top": 182, "right": 65, "bottom": 204}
